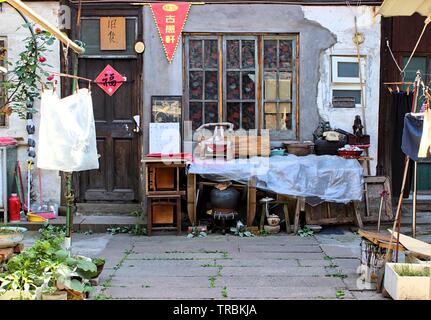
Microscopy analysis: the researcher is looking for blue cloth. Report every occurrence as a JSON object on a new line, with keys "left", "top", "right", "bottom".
{"left": 401, "top": 113, "right": 423, "bottom": 161}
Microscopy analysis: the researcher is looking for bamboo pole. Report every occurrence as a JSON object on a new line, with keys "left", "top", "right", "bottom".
{"left": 5, "top": 0, "right": 85, "bottom": 54}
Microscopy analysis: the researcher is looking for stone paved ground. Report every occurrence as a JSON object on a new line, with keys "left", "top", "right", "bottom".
{"left": 62, "top": 227, "right": 387, "bottom": 300}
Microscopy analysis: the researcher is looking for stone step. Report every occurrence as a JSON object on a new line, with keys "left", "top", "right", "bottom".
{"left": 9, "top": 215, "right": 144, "bottom": 233}
{"left": 73, "top": 203, "right": 143, "bottom": 216}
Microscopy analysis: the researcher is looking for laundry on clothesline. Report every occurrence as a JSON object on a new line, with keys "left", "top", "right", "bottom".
{"left": 37, "top": 88, "right": 99, "bottom": 172}
{"left": 401, "top": 113, "right": 424, "bottom": 161}
{"left": 418, "top": 107, "right": 431, "bottom": 158}
{"left": 401, "top": 107, "right": 431, "bottom": 160}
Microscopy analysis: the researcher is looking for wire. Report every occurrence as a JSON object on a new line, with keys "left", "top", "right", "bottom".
{"left": 386, "top": 19, "right": 431, "bottom": 78}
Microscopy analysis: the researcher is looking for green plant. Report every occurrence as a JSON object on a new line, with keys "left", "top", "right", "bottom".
{"left": 221, "top": 286, "right": 228, "bottom": 298}
{"left": 326, "top": 271, "right": 348, "bottom": 279}
{"left": 394, "top": 265, "right": 430, "bottom": 277}
{"left": 187, "top": 226, "right": 207, "bottom": 238}
{"left": 94, "top": 293, "right": 111, "bottom": 300}
{"left": 208, "top": 276, "right": 216, "bottom": 288}
{"left": 0, "top": 25, "right": 55, "bottom": 118}
{"left": 335, "top": 290, "right": 345, "bottom": 299}
{"left": 257, "top": 229, "right": 269, "bottom": 236}
{"left": 92, "top": 258, "right": 105, "bottom": 267}
{"left": 297, "top": 226, "right": 314, "bottom": 237}
{"left": 230, "top": 224, "right": 254, "bottom": 237}
{"left": 106, "top": 226, "right": 131, "bottom": 235}
{"left": 129, "top": 224, "right": 147, "bottom": 236}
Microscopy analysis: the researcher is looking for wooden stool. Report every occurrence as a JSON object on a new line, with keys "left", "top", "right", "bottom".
{"left": 147, "top": 195, "right": 182, "bottom": 236}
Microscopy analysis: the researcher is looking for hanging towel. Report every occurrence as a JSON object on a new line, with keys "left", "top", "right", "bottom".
{"left": 401, "top": 113, "right": 423, "bottom": 161}
{"left": 390, "top": 91, "right": 413, "bottom": 198}
{"left": 37, "top": 88, "right": 99, "bottom": 172}
{"left": 418, "top": 108, "right": 431, "bottom": 158}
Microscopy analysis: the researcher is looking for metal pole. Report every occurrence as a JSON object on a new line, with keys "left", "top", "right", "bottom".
{"left": 64, "top": 172, "right": 73, "bottom": 254}
{"left": 412, "top": 161, "right": 417, "bottom": 238}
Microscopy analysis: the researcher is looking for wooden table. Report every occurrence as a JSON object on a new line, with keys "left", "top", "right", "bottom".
{"left": 187, "top": 173, "right": 256, "bottom": 227}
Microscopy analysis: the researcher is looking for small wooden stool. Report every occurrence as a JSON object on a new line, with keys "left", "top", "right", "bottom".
{"left": 147, "top": 195, "right": 182, "bottom": 236}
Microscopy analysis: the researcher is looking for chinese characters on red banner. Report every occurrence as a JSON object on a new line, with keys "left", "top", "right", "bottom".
{"left": 95, "top": 64, "right": 124, "bottom": 96}
{"left": 150, "top": 2, "right": 192, "bottom": 63}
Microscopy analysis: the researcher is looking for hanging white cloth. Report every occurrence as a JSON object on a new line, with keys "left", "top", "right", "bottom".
{"left": 37, "top": 88, "right": 99, "bottom": 172}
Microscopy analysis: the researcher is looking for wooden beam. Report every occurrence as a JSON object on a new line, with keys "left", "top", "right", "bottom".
{"left": 6, "top": 0, "right": 85, "bottom": 54}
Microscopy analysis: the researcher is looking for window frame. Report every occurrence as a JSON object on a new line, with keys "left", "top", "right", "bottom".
{"left": 0, "top": 37, "right": 8, "bottom": 128}
{"left": 183, "top": 33, "right": 300, "bottom": 141}
{"left": 331, "top": 55, "right": 365, "bottom": 84}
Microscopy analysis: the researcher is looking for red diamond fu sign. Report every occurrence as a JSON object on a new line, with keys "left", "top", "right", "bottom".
{"left": 95, "top": 64, "right": 125, "bottom": 96}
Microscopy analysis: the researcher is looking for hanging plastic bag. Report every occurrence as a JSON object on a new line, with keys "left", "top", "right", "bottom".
{"left": 37, "top": 88, "right": 99, "bottom": 172}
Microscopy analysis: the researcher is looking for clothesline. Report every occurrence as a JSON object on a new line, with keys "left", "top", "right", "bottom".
{"left": 47, "top": 71, "right": 127, "bottom": 85}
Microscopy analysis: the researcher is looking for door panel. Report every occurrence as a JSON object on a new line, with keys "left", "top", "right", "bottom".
{"left": 78, "top": 58, "right": 139, "bottom": 202}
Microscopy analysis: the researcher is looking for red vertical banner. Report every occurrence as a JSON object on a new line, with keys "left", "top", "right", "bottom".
{"left": 150, "top": 2, "right": 192, "bottom": 63}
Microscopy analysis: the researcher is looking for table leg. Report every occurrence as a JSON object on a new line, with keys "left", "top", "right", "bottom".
{"left": 147, "top": 199, "right": 152, "bottom": 237}
{"left": 294, "top": 198, "right": 301, "bottom": 234}
{"left": 247, "top": 176, "right": 257, "bottom": 227}
{"left": 351, "top": 201, "right": 363, "bottom": 229}
{"left": 176, "top": 198, "right": 181, "bottom": 236}
{"left": 187, "top": 174, "right": 196, "bottom": 225}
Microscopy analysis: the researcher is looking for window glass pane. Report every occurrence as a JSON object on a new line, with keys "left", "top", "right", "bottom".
{"left": 265, "top": 114, "right": 277, "bottom": 130}
{"left": 242, "top": 40, "right": 255, "bottom": 69}
{"left": 279, "top": 40, "right": 293, "bottom": 69}
{"left": 205, "top": 102, "right": 219, "bottom": 123}
{"left": 205, "top": 71, "right": 218, "bottom": 100}
{"left": 264, "top": 72, "right": 277, "bottom": 100}
{"left": 263, "top": 37, "right": 297, "bottom": 138}
{"left": 279, "top": 72, "right": 292, "bottom": 100}
{"left": 337, "top": 62, "right": 359, "bottom": 78}
{"left": 189, "top": 102, "right": 203, "bottom": 130}
{"left": 242, "top": 102, "right": 255, "bottom": 130}
{"left": 403, "top": 56, "right": 426, "bottom": 109}
{"left": 204, "top": 40, "right": 218, "bottom": 68}
{"left": 333, "top": 90, "right": 361, "bottom": 104}
{"left": 227, "top": 71, "right": 240, "bottom": 100}
{"left": 264, "top": 102, "right": 277, "bottom": 113}
{"left": 189, "top": 40, "right": 203, "bottom": 69}
{"left": 279, "top": 103, "right": 292, "bottom": 130}
{"left": 226, "top": 40, "right": 240, "bottom": 69}
{"left": 264, "top": 40, "right": 277, "bottom": 68}
{"left": 227, "top": 102, "right": 240, "bottom": 129}
{"left": 242, "top": 72, "right": 255, "bottom": 100}
{"left": 189, "top": 71, "right": 203, "bottom": 100}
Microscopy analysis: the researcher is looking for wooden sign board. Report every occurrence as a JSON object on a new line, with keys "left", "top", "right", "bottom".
{"left": 100, "top": 17, "right": 126, "bottom": 51}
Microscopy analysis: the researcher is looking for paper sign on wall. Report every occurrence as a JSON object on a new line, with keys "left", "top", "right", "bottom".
{"left": 149, "top": 122, "right": 180, "bottom": 154}
{"left": 150, "top": 2, "right": 192, "bottom": 63}
{"left": 100, "top": 17, "right": 126, "bottom": 50}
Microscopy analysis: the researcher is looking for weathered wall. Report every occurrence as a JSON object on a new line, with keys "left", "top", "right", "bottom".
{"left": 143, "top": 4, "right": 381, "bottom": 176}
{"left": 303, "top": 6, "right": 381, "bottom": 175}
{"left": 142, "top": 4, "right": 337, "bottom": 152}
{"left": 0, "top": 2, "right": 61, "bottom": 206}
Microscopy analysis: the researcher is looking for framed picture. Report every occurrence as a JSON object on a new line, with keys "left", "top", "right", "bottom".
{"left": 151, "top": 96, "right": 182, "bottom": 123}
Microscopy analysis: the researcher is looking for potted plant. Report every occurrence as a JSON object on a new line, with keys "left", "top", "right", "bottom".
{"left": 384, "top": 263, "right": 431, "bottom": 300}
{"left": 92, "top": 258, "right": 106, "bottom": 278}
{"left": 41, "top": 287, "right": 67, "bottom": 300}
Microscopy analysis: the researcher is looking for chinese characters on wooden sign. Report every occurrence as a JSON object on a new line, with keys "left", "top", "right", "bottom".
{"left": 100, "top": 17, "right": 126, "bottom": 50}
{"left": 150, "top": 2, "right": 192, "bottom": 63}
{"left": 95, "top": 64, "right": 125, "bottom": 96}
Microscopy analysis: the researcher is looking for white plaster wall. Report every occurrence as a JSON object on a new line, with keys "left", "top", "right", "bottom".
{"left": 0, "top": 2, "right": 61, "bottom": 206}
{"left": 303, "top": 6, "right": 381, "bottom": 175}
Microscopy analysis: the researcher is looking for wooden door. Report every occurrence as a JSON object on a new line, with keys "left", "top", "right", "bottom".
{"left": 78, "top": 59, "right": 140, "bottom": 202}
